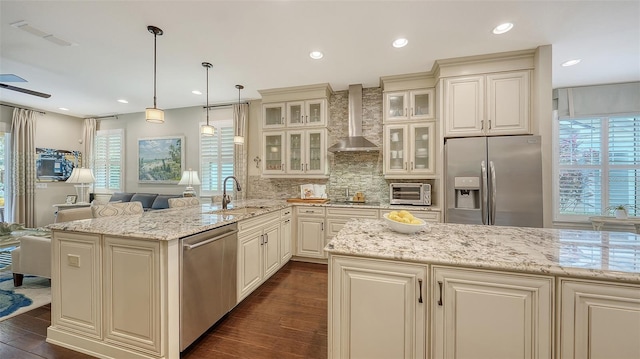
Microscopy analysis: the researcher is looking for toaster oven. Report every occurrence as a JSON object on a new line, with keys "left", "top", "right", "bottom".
{"left": 390, "top": 183, "right": 431, "bottom": 206}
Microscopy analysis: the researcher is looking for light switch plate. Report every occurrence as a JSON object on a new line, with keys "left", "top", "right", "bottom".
{"left": 67, "top": 254, "right": 80, "bottom": 267}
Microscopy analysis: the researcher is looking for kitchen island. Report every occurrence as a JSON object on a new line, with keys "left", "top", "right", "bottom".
{"left": 326, "top": 219, "right": 640, "bottom": 359}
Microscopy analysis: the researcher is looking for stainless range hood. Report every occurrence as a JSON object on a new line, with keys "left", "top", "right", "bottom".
{"left": 327, "top": 84, "right": 379, "bottom": 152}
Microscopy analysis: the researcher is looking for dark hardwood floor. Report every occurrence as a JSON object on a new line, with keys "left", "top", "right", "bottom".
{"left": 0, "top": 261, "right": 328, "bottom": 359}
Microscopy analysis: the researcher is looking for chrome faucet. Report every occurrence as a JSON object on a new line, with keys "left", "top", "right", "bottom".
{"left": 222, "top": 176, "right": 242, "bottom": 209}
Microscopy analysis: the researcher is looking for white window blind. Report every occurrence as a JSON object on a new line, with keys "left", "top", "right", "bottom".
{"left": 556, "top": 116, "right": 639, "bottom": 221}
{"left": 93, "top": 129, "right": 124, "bottom": 192}
{"left": 200, "top": 119, "right": 235, "bottom": 195}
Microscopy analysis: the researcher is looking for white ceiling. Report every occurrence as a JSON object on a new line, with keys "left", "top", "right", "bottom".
{"left": 1, "top": 0, "right": 638, "bottom": 119}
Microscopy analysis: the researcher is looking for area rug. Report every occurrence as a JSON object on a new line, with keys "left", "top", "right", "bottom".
{"left": 0, "top": 269, "right": 51, "bottom": 322}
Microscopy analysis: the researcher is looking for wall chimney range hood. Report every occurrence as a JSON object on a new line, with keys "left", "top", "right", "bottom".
{"left": 328, "top": 84, "right": 379, "bottom": 152}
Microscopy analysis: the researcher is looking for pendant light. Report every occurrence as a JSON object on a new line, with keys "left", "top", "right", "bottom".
{"left": 146, "top": 25, "right": 164, "bottom": 123}
{"left": 201, "top": 62, "right": 214, "bottom": 136}
{"left": 234, "top": 84, "right": 245, "bottom": 144}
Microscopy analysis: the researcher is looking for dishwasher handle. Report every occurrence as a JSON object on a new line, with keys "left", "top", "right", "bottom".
{"left": 183, "top": 229, "right": 239, "bottom": 251}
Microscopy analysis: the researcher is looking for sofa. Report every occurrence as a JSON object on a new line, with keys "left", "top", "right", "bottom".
{"left": 107, "top": 192, "right": 182, "bottom": 211}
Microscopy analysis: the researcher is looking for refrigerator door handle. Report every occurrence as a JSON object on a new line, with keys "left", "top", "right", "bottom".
{"left": 480, "top": 161, "right": 488, "bottom": 225}
{"left": 489, "top": 161, "right": 497, "bottom": 225}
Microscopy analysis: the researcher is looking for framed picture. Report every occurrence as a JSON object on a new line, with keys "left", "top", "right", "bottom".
{"left": 36, "top": 148, "right": 82, "bottom": 182}
{"left": 138, "top": 136, "right": 185, "bottom": 183}
{"left": 65, "top": 195, "right": 77, "bottom": 204}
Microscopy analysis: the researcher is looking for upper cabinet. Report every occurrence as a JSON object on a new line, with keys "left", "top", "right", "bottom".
{"left": 443, "top": 70, "right": 531, "bottom": 137}
{"left": 384, "top": 123, "right": 436, "bottom": 176}
{"left": 259, "top": 84, "right": 333, "bottom": 178}
{"left": 384, "top": 89, "right": 435, "bottom": 122}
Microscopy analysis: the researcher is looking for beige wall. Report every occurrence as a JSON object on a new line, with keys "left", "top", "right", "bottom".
{"left": 0, "top": 103, "right": 84, "bottom": 227}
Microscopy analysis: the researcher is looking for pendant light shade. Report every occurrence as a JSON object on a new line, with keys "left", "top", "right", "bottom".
{"left": 234, "top": 84, "right": 245, "bottom": 144}
{"left": 201, "top": 62, "right": 215, "bottom": 136}
{"left": 146, "top": 25, "right": 164, "bottom": 123}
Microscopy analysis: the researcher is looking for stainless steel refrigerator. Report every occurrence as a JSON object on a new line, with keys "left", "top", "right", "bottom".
{"left": 445, "top": 135, "right": 543, "bottom": 227}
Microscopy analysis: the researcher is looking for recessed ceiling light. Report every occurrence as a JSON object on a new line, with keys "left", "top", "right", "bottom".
{"left": 562, "top": 59, "right": 582, "bottom": 67}
{"left": 492, "top": 22, "right": 514, "bottom": 35}
{"left": 392, "top": 38, "right": 408, "bottom": 48}
{"left": 309, "top": 51, "right": 323, "bottom": 60}
{"left": 58, "top": 107, "right": 69, "bottom": 111}
{"left": 117, "top": 99, "right": 128, "bottom": 104}
{"left": 192, "top": 90, "right": 202, "bottom": 95}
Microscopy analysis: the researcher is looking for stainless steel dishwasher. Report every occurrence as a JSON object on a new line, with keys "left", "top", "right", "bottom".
{"left": 180, "top": 223, "right": 238, "bottom": 351}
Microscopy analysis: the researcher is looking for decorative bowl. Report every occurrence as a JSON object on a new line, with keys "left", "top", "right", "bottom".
{"left": 383, "top": 213, "right": 427, "bottom": 234}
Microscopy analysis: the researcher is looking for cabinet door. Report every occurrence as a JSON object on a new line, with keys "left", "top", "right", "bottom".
{"left": 432, "top": 266, "right": 553, "bottom": 359}
{"left": 263, "top": 224, "right": 280, "bottom": 280}
{"left": 384, "top": 125, "right": 409, "bottom": 175}
{"left": 262, "top": 132, "right": 285, "bottom": 174}
{"left": 238, "top": 229, "right": 263, "bottom": 301}
{"left": 306, "top": 99, "right": 326, "bottom": 126}
{"left": 559, "top": 279, "right": 640, "bottom": 359}
{"left": 287, "top": 101, "right": 305, "bottom": 127}
{"left": 329, "top": 256, "right": 426, "bottom": 359}
{"left": 486, "top": 71, "right": 530, "bottom": 135}
{"left": 263, "top": 103, "right": 285, "bottom": 128}
{"left": 410, "top": 89, "right": 435, "bottom": 120}
{"left": 385, "top": 91, "right": 409, "bottom": 121}
{"left": 280, "top": 217, "right": 292, "bottom": 265}
{"left": 296, "top": 217, "right": 325, "bottom": 258}
{"left": 444, "top": 76, "right": 484, "bottom": 138}
{"left": 409, "top": 122, "right": 436, "bottom": 174}
{"left": 286, "top": 131, "right": 305, "bottom": 174}
{"left": 304, "top": 129, "right": 326, "bottom": 175}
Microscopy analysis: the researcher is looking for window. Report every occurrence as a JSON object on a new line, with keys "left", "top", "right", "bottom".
{"left": 93, "top": 129, "right": 124, "bottom": 192}
{"left": 555, "top": 116, "right": 639, "bottom": 221}
{"left": 200, "top": 119, "right": 235, "bottom": 196}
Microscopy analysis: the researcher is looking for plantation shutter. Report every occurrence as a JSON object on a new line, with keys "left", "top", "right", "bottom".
{"left": 93, "top": 129, "right": 124, "bottom": 192}
{"left": 200, "top": 119, "right": 234, "bottom": 195}
{"left": 607, "top": 117, "right": 640, "bottom": 216}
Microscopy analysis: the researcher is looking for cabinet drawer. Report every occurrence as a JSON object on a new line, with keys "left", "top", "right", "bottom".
{"left": 326, "top": 207, "right": 379, "bottom": 219}
{"left": 281, "top": 207, "right": 293, "bottom": 218}
{"left": 296, "top": 206, "right": 325, "bottom": 216}
{"left": 411, "top": 211, "right": 441, "bottom": 222}
{"left": 238, "top": 211, "right": 280, "bottom": 231}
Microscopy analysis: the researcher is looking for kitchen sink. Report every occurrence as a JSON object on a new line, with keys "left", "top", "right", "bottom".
{"left": 206, "top": 206, "right": 266, "bottom": 215}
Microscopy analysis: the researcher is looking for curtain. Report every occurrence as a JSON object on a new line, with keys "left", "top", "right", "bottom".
{"left": 83, "top": 118, "right": 96, "bottom": 194}
{"left": 11, "top": 108, "right": 36, "bottom": 227}
{"left": 233, "top": 103, "right": 249, "bottom": 200}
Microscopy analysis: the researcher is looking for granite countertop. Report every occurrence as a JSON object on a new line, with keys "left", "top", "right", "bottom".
{"left": 47, "top": 199, "right": 289, "bottom": 241}
{"left": 325, "top": 219, "right": 640, "bottom": 283}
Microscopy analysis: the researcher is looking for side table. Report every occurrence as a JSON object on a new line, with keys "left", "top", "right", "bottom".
{"left": 588, "top": 216, "right": 640, "bottom": 234}
{"left": 53, "top": 203, "right": 91, "bottom": 221}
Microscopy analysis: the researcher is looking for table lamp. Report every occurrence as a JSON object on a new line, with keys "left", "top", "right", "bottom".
{"left": 65, "top": 167, "right": 95, "bottom": 203}
{"left": 178, "top": 169, "right": 201, "bottom": 197}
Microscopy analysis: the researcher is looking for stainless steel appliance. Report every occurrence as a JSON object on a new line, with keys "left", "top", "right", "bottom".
{"left": 390, "top": 183, "right": 432, "bottom": 206}
{"left": 180, "top": 223, "right": 238, "bottom": 351}
{"left": 445, "top": 135, "right": 542, "bottom": 227}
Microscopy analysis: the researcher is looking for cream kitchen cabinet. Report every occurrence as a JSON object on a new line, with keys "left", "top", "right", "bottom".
{"left": 263, "top": 102, "right": 286, "bottom": 129}
{"left": 326, "top": 207, "right": 379, "bottom": 243}
{"left": 558, "top": 278, "right": 640, "bottom": 359}
{"left": 286, "top": 129, "right": 326, "bottom": 176}
{"left": 443, "top": 71, "right": 530, "bottom": 137}
{"left": 262, "top": 131, "right": 285, "bottom": 174}
{"left": 280, "top": 207, "right": 292, "bottom": 265}
{"left": 329, "top": 255, "right": 427, "bottom": 359}
{"left": 286, "top": 99, "right": 327, "bottom": 127}
{"left": 237, "top": 211, "right": 281, "bottom": 302}
{"left": 384, "top": 122, "right": 436, "bottom": 177}
{"left": 432, "top": 266, "right": 553, "bottom": 359}
{"left": 295, "top": 206, "right": 326, "bottom": 259}
{"left": 384, "top": 88, "right": 435, "bottom": 122}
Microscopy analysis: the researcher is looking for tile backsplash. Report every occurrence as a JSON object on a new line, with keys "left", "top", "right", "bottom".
{"left": 247, "top": 86, "right": 391, "bottom": 202}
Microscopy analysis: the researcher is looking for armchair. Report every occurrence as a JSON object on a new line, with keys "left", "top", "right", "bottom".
{"left": 11, "top": 235, "right": 51, "bottom": 286}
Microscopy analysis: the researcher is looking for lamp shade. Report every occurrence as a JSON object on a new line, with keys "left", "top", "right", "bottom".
{"left": 65, "top": 168, "right": 95, "bottom": 184}
{"left": 201, "top": 124, "right": 215, "bottom": 136}
{"left": 178, "top": 170, "right": 201, "bottom": 186}
{"left": 234, "top": 135, "right": 245, "bottom": 144}
{"left": 146, "top": 107, "right": 165, "bottom": 123}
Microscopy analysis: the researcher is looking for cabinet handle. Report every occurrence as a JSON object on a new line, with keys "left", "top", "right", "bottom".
{"left": 418, "top": 279, "right": 423, "bottom": 303}
{"left": 284, "top": 219, "right": 290, "bottom": 223}
{"left": 481, "top": 120, "right": 484, "bottom": 130}
{"left": 265, "top": 233, "right": 269, "bottom": 244}
{"left": 404, "top": 107, "right": 407, "bottom": 116}
{"left": 305, "top": 115, "right": 308, "bottom": 123}
{"left": 411, "top": 107, "right": 414, "bottom": 116}
{"left": 281, "top": 163, "right": 285, "bottom": 171}
{"left": 404, "top": 162, "right": 407, "bottom": 170}
{"left": 437, "top": 281, "right": 443, "bottom": 306}
{"left": 488, "top": 120, "right": 492, "bottom": 129}
{"left": 321, "top": 222, "right": 324, "bottom": 231}
{"left": 260, "top": 234, "right": 264, "bottom": 245}
{"left": 411, "top": 161, "right": 414, "bottom": 170}
{"left": 305, "top": 210, "right": 315, "bottom": 213}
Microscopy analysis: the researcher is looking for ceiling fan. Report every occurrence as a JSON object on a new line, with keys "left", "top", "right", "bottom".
{"left": 0, "top": 74, "right": 51, "bottom": 98}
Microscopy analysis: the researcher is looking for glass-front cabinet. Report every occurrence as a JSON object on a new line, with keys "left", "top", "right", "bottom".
{"left": 285, "top": 130, "right": 325, "bottom": 175}
{"left": 384, "top": 89, "right": 435, "bottom": 122}
{"left": 263, "top": 103, "right": 286, "bottom": 128}
{"left": 287, "top": 99, "right": 326, "bottom": 127}
{"left": 287, "top": 131, "right": 304, "bottom": 173}
{"left": 384, "top": 122, "right": 436, "bottom": 176}
{"left": 262, "top": 132, "right": 285, "bottom": 174}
